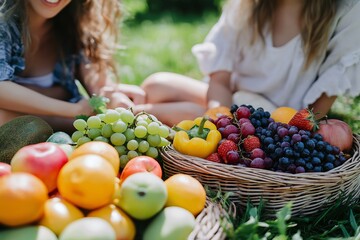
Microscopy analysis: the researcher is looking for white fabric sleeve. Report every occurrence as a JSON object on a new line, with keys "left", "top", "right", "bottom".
{"left": 191, "top": 13, "right": 237, "bottom": 75}
{"left": 303, "top": 0, "right": 360, "bottom": 106}
{"left": 303, "top": 50, "right": 360, "bottom": 106}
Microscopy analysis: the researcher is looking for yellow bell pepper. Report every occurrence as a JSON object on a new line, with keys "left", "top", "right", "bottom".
{"left": 173, "top": 117, "right": 222, "bottom": 158}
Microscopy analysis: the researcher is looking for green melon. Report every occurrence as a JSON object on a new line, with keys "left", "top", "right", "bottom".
{"left": 0, "top": 115, "right": 53, "bottom": 164}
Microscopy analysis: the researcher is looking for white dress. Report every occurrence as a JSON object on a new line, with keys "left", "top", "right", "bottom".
{"left": 192, "top": 0, "right": 360, "bottom": 111}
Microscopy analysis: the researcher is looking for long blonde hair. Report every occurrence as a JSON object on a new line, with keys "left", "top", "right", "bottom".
{"left": 0, "top": 0, "right": 122, "bottom": 74}
{"left": 224, "top": 0, "right": 338, "bottom": 67}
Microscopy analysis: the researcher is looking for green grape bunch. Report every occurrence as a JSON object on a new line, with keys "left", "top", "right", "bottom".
{"left": 71, "top": 107, "right": 171, "bottom": 169}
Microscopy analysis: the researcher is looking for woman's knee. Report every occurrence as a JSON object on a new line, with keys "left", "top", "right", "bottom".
{"left": 141, "top": 72, "right": 174, "bottom": 92}
{"left": 141, "top": 72, "right": 183, "bottom": 103}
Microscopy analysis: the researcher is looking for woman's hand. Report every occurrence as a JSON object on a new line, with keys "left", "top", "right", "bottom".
{"left": 75, "top": 98, "right": 94, "bottom": 116}
{"left": 99, "top": 85, "right": 136, "bottom": 109}
{"left": 117, "top": 83, "right": 146, "bottom": 104}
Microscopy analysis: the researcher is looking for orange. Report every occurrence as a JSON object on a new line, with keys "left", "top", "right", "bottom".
{"left": 0, "top": 172, "right": 48, "bottom": 227}
{"left": 164, "top": 174, "right": 206, "bottom": 216}
{"left": 70, "top": 141, "right": 120, "bottom": 174}
{"left": 204, "top": 106, "right": 232, "bottom": 121}
{"left": 88, "top": 204, "right": 136, "bottom": 240}
{"left": 39, "top": 197, "right": 84, "bottom": 236}
{"left": 271, "top": 106, "right": 297, "bottom": 124}
{"left": 57, "top": 154, "right": 116, "bottom": 210}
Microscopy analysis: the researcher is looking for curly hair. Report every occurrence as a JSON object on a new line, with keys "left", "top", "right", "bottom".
{"left": 224, "top": 0, "right": 338, "bottom": 68}
{"left": 0, "top": 0, "right": 122, "bottom": 73}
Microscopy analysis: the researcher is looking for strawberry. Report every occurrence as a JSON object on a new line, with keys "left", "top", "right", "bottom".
{"left": 217, "top": 140, "right": 238, "bottom": 160}
{"left": 288, "top": 108, "right": 319, "bottom": 132}
{"left": 243, "top": 135, "right": 261, "bottom": 152}
{"left": 206, "top": 153, "right": 223, "bottom": 163}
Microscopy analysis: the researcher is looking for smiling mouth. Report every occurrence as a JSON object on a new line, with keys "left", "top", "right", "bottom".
{"left": 46, "top": 0, "right": 60, "bottom": 3}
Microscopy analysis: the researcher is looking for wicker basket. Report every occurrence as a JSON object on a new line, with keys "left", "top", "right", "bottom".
{"left": 160, "top": 134, "right": 360, "bottom": 217}
{"left": 190, "top": 198, "right": 236, "bottom": 240}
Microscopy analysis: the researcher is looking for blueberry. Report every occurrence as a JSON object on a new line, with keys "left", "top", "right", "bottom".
{"left": 261, "top": 118, "right": 269, "bottom": 127}
{"left": 311, "top": 157, "right": 321, "bottom": 166}
{"left": 313, "top": 166, "right": 323, "bottom": 172}
{"left": 256, "top": 120, "right": 262, "bottom": 128}
{"left": 250, "top": 118, "right": 257, "bottom": 125}
{"left": 273, "top": 134, "right": 280, "bottom": 142}
{"left": 252, "top": 112, "right": 261, "bottom": 119}
{"left": 301, "top": 148, "right": 311, "bottom": 157}
{"left": 323, "top": 162, "right": 334, "bottom": 171}
{"left": 339, "top": 154, "right": 347, "bottom": 163}
{"left": 313, "top": 133, "right": 323, "bottom": 141}
{"left": 301, "top": 134, "right": 310, "bottom": 142}
{"left": 316, "top": 151, "right": 325, "bottom": 160}
{"left": 295, "top": 158, "right": 306, "bottom": 167}
{"left": 294, "top": 142, "right": 305, "bottom": 152}
{"left": 305, "top": 162, "right": 314, "bottom": 170}
{"left": 283, "top": 136, "right": 291, "bottom": 142}
{"left": 266, "top": 143, "right": 276, "bottom": 153}
{"left": 279, "top": 157, "right": 290, "bottom": 166}
{"left": 274, "top": 147, "right": 283, "bottom": 156}
{"left": 306, "top": 139, "right": 316, "bottom": 150}
{"left": 332, "top": 146, "right": 340, "bottom": 155}
{"left": 326, "top": 154, "right": 336, "bottom": 163}
{"left": 316, "top": 141, "right": 325, "bottom": 151}
{"left": 325, "top": 143, "right": 333, "bottom": 153}
{"left": 265, "top": 130, "right": 273, "bottom": 137}
{"left": 294, "top": 153, "right": 301, "bottom": 159}
{"left": 284, "top": 148, "right": 294, "bottom": 157}
{"left": 230, "top": 104, "right": 239, "bottom": 114}
{"left": 333, "top": 159, "right": 342, "bottom": 167}
{"left": 264, "top": 137, "right": 274, "bottom": 145}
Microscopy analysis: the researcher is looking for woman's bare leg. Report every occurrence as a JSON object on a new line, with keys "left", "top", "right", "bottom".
{"left": 141, "top": 72, "right": 207, "bottom": 105}
{"left": 0, "top": 85, "right": 75, "bottom": 133}
{"left": 0, "top": 109, "right": 23, "bottom": 125}
{"left": 134, "top": 72, "right": 208, "bottom": 126}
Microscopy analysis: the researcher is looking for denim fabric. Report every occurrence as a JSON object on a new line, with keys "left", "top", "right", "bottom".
{"left": 0, "top": 17, "right": 83, "bottom": 103}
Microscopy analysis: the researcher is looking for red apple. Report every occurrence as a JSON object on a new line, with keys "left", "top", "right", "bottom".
{"left": 10, "top": 142, "right": 68, "bottom": 192}
{"left": 0, "top": 162, "right": 11, "bottom": 177}
{"left": 120, "top": 156, "right": 162, "bottom": 182}
{"left": 316, "top": 119, "right": 353, "bottom": 152}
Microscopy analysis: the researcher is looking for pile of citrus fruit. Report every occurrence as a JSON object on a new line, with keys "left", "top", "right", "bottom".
{"left": 0, "top": 140, "right": 207, "bottom": 240}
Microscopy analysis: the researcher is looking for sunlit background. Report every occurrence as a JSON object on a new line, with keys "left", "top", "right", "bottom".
{"left": 118, "top": 0, "right": 359, "bottom": 132}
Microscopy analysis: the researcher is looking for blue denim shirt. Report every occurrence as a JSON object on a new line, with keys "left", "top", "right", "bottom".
{"left": 0, "top": 17, "right": 83, "bottom": 103}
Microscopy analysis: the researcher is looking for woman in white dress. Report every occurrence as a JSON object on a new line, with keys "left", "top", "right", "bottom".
{"left": 134, "top": 0, "right": 360, "bottom": 126}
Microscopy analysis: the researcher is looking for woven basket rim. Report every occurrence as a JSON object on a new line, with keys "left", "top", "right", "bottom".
{"left": 161, "top": 134, "right": 360, "bottom": 182}
{"left": 190, "top": 197, "right": 236, "bottom": 240}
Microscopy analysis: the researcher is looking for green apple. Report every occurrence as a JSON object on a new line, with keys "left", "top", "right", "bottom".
{"left": 0, "top": 225, "right": 57, "bottom": 240}
{"left": 59, "top": 217, "right": 116, "bottom": 240}
{"left": 143, "top": 206, "right": 196, "bottom": 240}
{"left": 117, "top": 172, "right": 167, "bottom": 220}
{"left": 57, "top": 144, "right": 75, "bottom": 158}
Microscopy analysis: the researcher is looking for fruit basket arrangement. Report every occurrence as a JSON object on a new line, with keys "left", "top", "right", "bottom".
{"left": 160, "top": 105, "right": 360, "bottom": 217}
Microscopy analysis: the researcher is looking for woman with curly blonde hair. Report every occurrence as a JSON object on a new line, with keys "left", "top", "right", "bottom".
{"left": 137, "top": 0, "right": 360, "bottom": 126}
{"left": 0, "top": 0, "right": 145, "bottom": 131}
